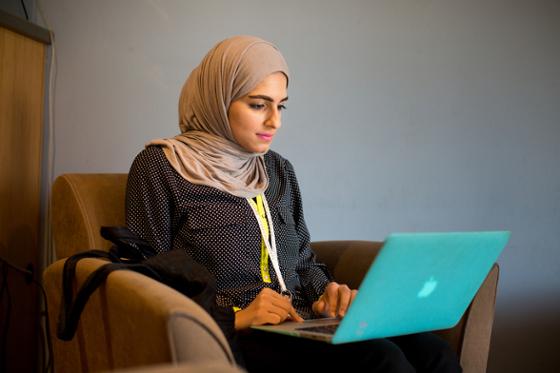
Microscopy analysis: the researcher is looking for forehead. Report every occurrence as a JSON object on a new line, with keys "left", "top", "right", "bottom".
{"left": 248, "top": 72, "right": 288, "bottom": 95}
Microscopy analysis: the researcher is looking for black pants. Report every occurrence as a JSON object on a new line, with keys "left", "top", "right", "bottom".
{"left": 235, "top": 330, "right": 462, "bottom": 373}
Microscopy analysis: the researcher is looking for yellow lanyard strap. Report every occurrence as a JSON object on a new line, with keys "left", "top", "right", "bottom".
{"left": 253, "top": 195, "right": 271, "bottom": 283}
{"left": 246, "top": 194, "right": 289, "bottom": 295}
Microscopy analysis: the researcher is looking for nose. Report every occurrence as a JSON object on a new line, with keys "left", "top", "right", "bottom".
{"left": 264, "top": 107, "right": 282, "bottom": 129}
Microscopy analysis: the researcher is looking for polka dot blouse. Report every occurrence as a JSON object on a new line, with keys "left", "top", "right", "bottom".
{"left": 125, "top": 146, "right": 332, "bottom": 318}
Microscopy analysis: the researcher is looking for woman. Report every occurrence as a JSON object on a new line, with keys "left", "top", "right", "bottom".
{"left": 126, "top": 35, "right": 461, "bottom": 372}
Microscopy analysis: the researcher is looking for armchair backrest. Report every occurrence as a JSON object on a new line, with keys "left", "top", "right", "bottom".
{"left": 52, "top": 173, "right": 128, "bottom": 258}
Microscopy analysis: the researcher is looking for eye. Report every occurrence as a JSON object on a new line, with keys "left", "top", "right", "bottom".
{"left": 249, "top": 103, "right": 266, "bottom": 110}
{"left": 278, "top": 104, "right": 287, "bottom": 111}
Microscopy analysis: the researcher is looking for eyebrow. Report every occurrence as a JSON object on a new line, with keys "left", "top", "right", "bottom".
{"left": 247, "top": 94, "right": 289, "bottom": 103}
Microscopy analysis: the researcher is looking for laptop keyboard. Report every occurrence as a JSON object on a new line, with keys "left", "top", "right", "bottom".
{"left": 296, "top": 323, "right": 339, "bottom": 335}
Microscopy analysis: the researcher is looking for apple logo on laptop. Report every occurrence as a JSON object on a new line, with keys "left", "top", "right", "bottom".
{"left": 355, "top": 321, "right": 368, "bottom": 336}
{"left": 417, "top": 276, "right": 438, "bottom": 298}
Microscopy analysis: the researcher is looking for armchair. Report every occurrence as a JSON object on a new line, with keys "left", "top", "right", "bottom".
{"left": 46, "top": 174, "right": 241, "bottom": 372}
{"left": 44, "top": 173, "right": 499, "bottom": 373}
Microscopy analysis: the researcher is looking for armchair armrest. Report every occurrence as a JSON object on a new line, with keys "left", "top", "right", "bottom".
{"left": 44, "top": 258, "right": 235, "bottom": 373}
{"left": 458, "top": 264, "right": 499, "bottom": 372}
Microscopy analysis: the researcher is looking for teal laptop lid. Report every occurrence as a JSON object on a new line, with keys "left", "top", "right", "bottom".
{"left": 332, "top": 231, "right": 510, "bottom": 344}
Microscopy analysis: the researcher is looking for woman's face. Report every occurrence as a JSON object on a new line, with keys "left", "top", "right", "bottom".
{"left": 228, "top": 72, "right": 288, "bottom": 153}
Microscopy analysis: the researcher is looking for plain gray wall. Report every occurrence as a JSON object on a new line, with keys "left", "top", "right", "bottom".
{"left": 28, "top": 0, "right": 560, "bottom": 371}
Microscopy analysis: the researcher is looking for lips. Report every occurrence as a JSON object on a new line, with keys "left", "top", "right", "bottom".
{"left": 257, "top": 133, "right": 274, "bottom": 141}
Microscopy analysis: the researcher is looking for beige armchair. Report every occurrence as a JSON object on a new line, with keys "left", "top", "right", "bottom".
{"left": 46, "top": 174, "right": 242, "bottom": 372}
{"left": 45, "top": 173, "right": 499, "bottom": 372}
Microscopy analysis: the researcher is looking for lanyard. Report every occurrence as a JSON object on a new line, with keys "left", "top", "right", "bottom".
{"left": 253, "top": 195, "right": 271, "bottom": 284}
{"left": 247, "top": 194, "right": 291, "bottom": 299}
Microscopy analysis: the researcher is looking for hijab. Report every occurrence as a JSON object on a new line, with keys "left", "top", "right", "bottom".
{"left": 147, "top": 35, "right": 289, "bottom": 198}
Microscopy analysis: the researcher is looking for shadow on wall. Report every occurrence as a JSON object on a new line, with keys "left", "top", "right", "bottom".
{"left": 488, "top": 297, "right": 560, "bottom": 373}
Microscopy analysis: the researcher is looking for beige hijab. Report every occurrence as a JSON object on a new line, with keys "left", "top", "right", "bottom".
{"left": 147, "top": 35, "right": 289, "bottom": 198}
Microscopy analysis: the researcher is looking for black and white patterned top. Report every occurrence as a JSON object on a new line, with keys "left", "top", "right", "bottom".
{"left": 125, "top": 146, "right": 332, "bottom": 318}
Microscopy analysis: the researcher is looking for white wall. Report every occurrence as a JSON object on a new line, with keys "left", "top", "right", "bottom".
{"left": 40, "top": 0, "right": 560, "bottom": 371}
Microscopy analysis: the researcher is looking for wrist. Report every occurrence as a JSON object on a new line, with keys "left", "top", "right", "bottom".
{"left": 234, "top": 309, "right": 250, "bottom": 330}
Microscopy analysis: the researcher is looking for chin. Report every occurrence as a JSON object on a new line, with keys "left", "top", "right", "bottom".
{"left": 254, "top": 147, "right": 271, "bottom": 154}
{"left": 245, "top": 144, "right": 271, "bottom": 154}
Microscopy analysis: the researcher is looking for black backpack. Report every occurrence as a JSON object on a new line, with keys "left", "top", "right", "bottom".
{"left": 56, "top": 226, "right": 235, "bottom": 345}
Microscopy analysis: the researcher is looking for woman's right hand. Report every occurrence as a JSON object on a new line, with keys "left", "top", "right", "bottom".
{"left": 234, "top": 288, "right": 304, "bottom": 330}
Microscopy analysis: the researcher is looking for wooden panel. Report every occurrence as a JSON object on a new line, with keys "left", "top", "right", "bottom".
{"left": 0, "top": 25, "right": 46, "bottom": 373}
{"left": 0, "top": 10, "right": 51, "bottom": 45}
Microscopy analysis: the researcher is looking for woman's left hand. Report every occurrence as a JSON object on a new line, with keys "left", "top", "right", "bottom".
{"left": 312, "top": 282, "right": 358, "bottom": 318}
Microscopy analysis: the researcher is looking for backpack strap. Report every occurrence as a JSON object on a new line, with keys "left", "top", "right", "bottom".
{"left": 57, "top": 250, "right": 114, "bottom": 340}
{"left": 57, "top": 256, "right": 161, "bottom": 341}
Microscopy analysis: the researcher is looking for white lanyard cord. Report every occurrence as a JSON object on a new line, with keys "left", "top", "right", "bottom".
{"left": 247, "top": 195, "right": 290, "bottom": 296}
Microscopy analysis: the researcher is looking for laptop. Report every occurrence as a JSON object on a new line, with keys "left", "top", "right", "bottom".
{"left": 252, "top": 231, "right": 510, "bottom": 344}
